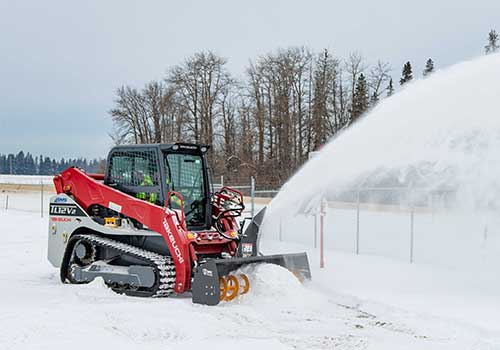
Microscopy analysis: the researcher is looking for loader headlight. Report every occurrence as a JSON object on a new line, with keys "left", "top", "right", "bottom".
{"left": 172, "top": 144, "right": 179, "bottom": 151}
{"left": 200, "top": 146, "right": 208, "bottom": 153}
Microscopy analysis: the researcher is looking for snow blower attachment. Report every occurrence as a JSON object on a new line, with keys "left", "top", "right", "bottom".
{"left": 47, "top": 143, "right": 311, "bottom": 305}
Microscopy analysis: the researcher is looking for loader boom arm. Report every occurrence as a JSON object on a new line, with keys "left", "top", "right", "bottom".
{"left": 54, "top": 167, "right": 194, "bottom": 293}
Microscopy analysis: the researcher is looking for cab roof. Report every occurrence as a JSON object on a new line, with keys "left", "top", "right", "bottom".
{"left": 110, "top": 143, "right": 210, "bottom": 154}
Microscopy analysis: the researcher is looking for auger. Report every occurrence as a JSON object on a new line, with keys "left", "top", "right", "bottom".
{"left": 47, "top": 143, "right": 311, "bottom": 305}
{"left": 219, "top": 274, "right": 250, "bottom": 301}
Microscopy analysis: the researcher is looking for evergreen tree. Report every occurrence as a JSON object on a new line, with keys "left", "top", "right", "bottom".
{"left": 58, "top": 158, "right": 66, "bottom": 173}
{"left": 386, "top": 78, "right": 394, "bottom": 97}
{"left": 485, "top": 29, "right": 499, "bottom": 54}
{"left": 40, "top": 157, "right": 53, "bottom": 175}
{"left": 423, "top": 58, "right": 434, "bottom": 77}
{"left": 351, "top": 73, "right": 369, "bottom": 121}
{"left": 37, "top": 155, "right": 43, "bottom": 174}
{"left": 25, "top": 153, "right": 36, "bottom": 174}
{"left": 15, "top": 151, "right": 26, "bottom": 174}
{"left": 6, "top": 154, "right": 14, "bottom": 174}
{"left": 0, "top": 151, "right": 102, "bottom": 175}
{"left": 0, "top": 155, "right": 6, "bottom": 174}
{"left": 399, "top": 62, "right": 413, "bottom": 85}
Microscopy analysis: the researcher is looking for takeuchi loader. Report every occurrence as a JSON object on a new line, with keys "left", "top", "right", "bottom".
{"left": 47, "top": 143, "right": 311, "bottom": 305}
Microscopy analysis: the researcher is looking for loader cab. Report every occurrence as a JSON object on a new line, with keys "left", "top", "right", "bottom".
{"left": 105, "top": 143, "right": 212, "bottom": 231}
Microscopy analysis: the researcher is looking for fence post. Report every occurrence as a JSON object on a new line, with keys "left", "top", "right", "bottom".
{"left": 221, "top": 175, "right": 224, "bottom": 188}
{"left": 320, "top": 198, "right": 326, "bottom": 268}
{"left": 313, "top": 213, "right": 318, "bottom": 248}
{"left": 5, "top": 194, "right": 8, "bottom": 210}
{"left": 250, "top": 176, "right": 255, "bottom": 218}
{"left": 410, "top": 204, "right": 415, "bottom": 264}
{"left": 41, "top": 179, "right": 44, "bottom": 218}
{"left": 356, "top": 189, "right": 360, "bottom": 255}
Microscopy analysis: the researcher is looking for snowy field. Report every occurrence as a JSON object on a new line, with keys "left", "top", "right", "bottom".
{"left": 0, "top": 190, "right": 51, "bottom": 215}
{"left": 1, "top": 193, "right": 500, "bottom": 349}
{"left": 0, "top": 175, "right": 53, "bottom": 185}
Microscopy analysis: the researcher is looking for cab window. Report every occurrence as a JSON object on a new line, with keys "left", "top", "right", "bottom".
{"left": 164, "top": 153, "right": 206, "bottom": 227}
{"left": 108, "top": 150, "right": 159, "bottom": 187}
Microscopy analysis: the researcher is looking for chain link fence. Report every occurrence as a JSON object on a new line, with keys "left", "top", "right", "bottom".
{"left": 274, "top": 186, "right": 500, "bottom": 269}
{"left": 3, "top": 176, "right": 495, "bottom": 269}
{"left": 212, "top": 175, "right": 280, "bottom": 218}
{"left": 0, "top": 177, "right": 54, "bottom": 217}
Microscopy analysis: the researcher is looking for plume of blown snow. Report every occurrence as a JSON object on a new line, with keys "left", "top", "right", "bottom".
{"left": 269, "top": 53, "right": 500, "bottom": 217}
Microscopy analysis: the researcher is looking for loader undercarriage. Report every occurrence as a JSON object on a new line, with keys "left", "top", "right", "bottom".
{"left": 62, "top": 234, "right": 176, "bottom": 297}
{"left": 62, "top": 234, "right": 259, "bottom": 303}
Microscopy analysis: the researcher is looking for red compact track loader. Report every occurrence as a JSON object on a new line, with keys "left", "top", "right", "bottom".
{"left": 47, "top": 143, "right": 310, "bottom": 305}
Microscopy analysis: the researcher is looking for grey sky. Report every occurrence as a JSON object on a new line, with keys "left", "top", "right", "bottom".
{"left": 0, "top": 0, "right": 498, "bottom": 159}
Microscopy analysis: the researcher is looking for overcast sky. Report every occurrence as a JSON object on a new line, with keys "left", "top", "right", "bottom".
{"left": 0, "top": 0, "right": 498, "bottom": 159}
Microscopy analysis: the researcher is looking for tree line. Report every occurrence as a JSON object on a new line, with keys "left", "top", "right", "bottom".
{"left": 109, "top": 30, "right": 497, "bottom": 186}
{"left": 0, "top": 151, "right": 103, "bottom": 176}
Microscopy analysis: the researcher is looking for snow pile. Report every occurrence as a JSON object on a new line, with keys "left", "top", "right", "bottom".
{"left": 231, "top": 263, "right": 322, "bottom": 307}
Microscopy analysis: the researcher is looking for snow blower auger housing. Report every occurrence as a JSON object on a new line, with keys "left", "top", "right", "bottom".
{"left": 47, "top": 143, "right": 311, "bottom": 305}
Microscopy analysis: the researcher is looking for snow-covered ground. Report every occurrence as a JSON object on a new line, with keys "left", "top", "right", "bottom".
{"left": 1, "top": 194, "right": 500, "bottom": 349}
{"left": 0, "top": 191, "right": 51, "bottom": 214}
{"left": 0, "top": 175, "right": 53, "bottom": 185}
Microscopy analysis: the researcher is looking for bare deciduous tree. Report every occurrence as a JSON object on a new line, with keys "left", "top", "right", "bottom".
{"left": 110, "top": 48, "right": 395, "bottom": 186}
{"left": 368, "top": 61, "right": 391, "bottom": 104}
